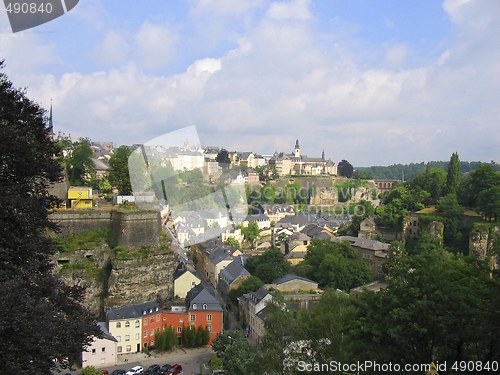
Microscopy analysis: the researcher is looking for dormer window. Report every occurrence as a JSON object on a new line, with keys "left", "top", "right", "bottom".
{"left": 203, "top": 304, "right": 207, "bottom": 310}
{"left": 193, "top": 303, "right": 197, "bottom": 310}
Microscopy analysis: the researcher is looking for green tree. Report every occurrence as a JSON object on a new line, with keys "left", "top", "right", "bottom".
{"left": 477, "top": 186, "right": 500, "bottom": 222}
{"left": 108, "top": 145, "right": 133, "bottom": 195}
{"left": 464, "top": 164, "right": 500, "bottom": 207}
{"left": 80, "top": 366, "right": 103, "bottom": 375}
{"left": 446, "top": 152, "right": 460, "bottom": 195}
{"left": 212, "top": 330, "right": 258, "bottom": 375}
{"left": 209, "top": 356, "right": 224, "bottom": 371}
{"left": 0, "top": 62, "right": 99, "bottom": 375}
{"left": 181, "top": 325, "right": 197, "bottom": 347}
{"left": 349, "top": 252, "right": 500, "bottom": 371}
{"left": 259, "top": 293, "right": 297, "bottom": 375}
{"left": 98, "top": 178, "right": 112, "bottom": 193}
{"left": 338, "top": 159, "right": 354, "bottom": 178}
{"left": 253, "top": 249, "right": 291, "bottom": 284}
{"left": 296, "top": 289, "right": 355, "bottom": 365}
{"left": 241, "top": 221, "right": 260, "bottom": 244}
{"left": 224, "top": 237, "right": 241, "bottom": 249}
{"left": 65, "top": 137, "right": 95, "bottom": 186}
{"left": 353, "top": 170, "right": 373, "bottom": 179}
{"left": 228, "top": 276, "right": 264, "bottom": 304}
{"left": 437, "top": 193, "right": 465, "bottom": 247}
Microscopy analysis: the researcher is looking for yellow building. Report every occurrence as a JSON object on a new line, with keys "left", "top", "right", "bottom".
{"left": 68, "top": 186, "right": 94, "bottom": 209}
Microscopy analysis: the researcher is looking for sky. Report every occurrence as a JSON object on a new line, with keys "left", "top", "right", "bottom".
{"left": 1, "top": 0, "right": 499, "bottom": 166}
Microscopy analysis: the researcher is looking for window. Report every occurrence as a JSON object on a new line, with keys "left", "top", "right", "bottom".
{"left": 150, "top": 317, "right": 154, "bottom": 323}
{"left": 135, "top": 333, "right": 139, "bottom": 340}
{"left": 150, "top": 329, "right": 153, "bottom": 336}
{"left": 91, "top": 349, "right": 96, "bottom": 354}
{"left": 116, "top": 336, "right": 121, "bottom": 342}
{"left": 203, "top": 304, "right": 207, "bottom": 310}
{"left": 207, "top": 314, "right": 212, "bottom": 322}
{"left": 207, "top": 325, "right": 212, "bottom": 332}
{"left": 117, "top": 346, "right": 122, "bottom": 353}
{"left": 135, "top": 320, "right": 140, "bottom": 328}
{"left": 177, "top": 327, "right": 182, "bottom": 333}
{"left": 179, "top": 318, "right": 184, "bottom": 323}
{"left": 101, "top": 347, "right": 106, "bottom": 353}
{"left": 125, "top": 321, "right": 130, "bottom": 327}
{"left": 156, "top": 328, "right": 160, "bottom": 333}
{"left": 144, "top": 318, "right": 148, "bottom": 326}
{"left": 150, "top": 341, "right": 154, "bottom": 346}
{"left": 126, "top": 345, "right": 131, "bottom": 352}
{"left": 116, "top": 322, "right": 121, "bottom": 328}
{"left": 190, "top": 314, "right": 196, "bottom": 321}
{"left": 193, "top": 303, "right": 197, "bottom": 310}
{"left": 156, "top": 314, "right": 160, "bottom": 322}
{"left": 144, "top": 331, "right": 147, "bottom": 338}
{"left": 125, "top": 335, "right": 130, "bottom": 341}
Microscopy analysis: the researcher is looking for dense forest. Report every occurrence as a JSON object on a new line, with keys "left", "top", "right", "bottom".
{"left": 356, "top": 161, "right": 500, "bottom": 180}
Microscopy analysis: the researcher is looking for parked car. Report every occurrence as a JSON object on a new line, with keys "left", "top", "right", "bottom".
{"left": 159, "top": 364, "right": 172, "bottom": 375}
{"left": 144, "top": 364, "right": 161, "bottom": 375}
{"left": 125, "top": 366, "right": 144, "bottom": 375}
{"left": 101, "top": 371, "right": 109, "bottom": 375}
{"left": 112, "top": 370, "right": 126, "bottom": 375}
{"left": 165, "top": 364, "right": 182, "bottom": 375}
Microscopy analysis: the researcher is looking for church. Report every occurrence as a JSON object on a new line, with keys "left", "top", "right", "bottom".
{"left": 270, "top": 140, "right": 338, "bottom": 176}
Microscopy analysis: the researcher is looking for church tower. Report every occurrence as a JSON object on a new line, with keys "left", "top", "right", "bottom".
{"left": 294, "top": 139, "right": 300, "bottom": 158}
{"left": 48, "top": 100, "right": 55, "bottom": 141}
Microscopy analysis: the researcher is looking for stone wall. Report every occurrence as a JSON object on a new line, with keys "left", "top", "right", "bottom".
{"left": 469, "top": 224, "right": 500, "bottom": 270}
{"left": 50, "top": 209, "right": 162, "bottom": 249}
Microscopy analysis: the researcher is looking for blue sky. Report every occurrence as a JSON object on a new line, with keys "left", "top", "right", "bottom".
{"left": 1, "top": 0, "right": 499, "bottom": 166}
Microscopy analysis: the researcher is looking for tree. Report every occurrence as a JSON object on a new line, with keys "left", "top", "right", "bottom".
{"left": 0, "top": 61, "right": 99, "bottom": 375}
{"left": 80, "top": 367, "right": 103, "bottom": 375}
{"left": 338, "top": 160, "right": 354, "bottom": 178}
{"left": 241, "top": 221, "right": 260, "bottom": 244}
{"left": 253, "top": 249, "right": 291, "bottom": 284}
{"left": 108, "top": 145, "right": 133, "bottom": 195}
{"left": 228, "top": 276, "right": 264, "bottom": 305}
{"left": 212, "top": 330, "right": 258, "bottom": 375}
{"left": 349, "top": 252, "right": 500, "bottom": 369}
{"left": 224, "top": 237, "right": 241, "bottom": 249}
{"left": 353, "top": 170, "right": 373, "bottom": 180}
{"left": 446, "top": 152, "right": 460, "bottom": 195}
{"left": 65, "top": 137, "right": 95, "bottom": 186}
{"left": 437, "top": 193, "right": 465, "bottom": 244}
{"left": 216, "top": 149, "right": 231, "bottom": 167}
{"left": 477, "top": 186, "right": 500, "bottom": 222}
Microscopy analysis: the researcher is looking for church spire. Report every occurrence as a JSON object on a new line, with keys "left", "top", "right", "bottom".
{"left": 48, "top": 99, "right": 55, "bottom": 138}
{"left": 322, "top": 149, "right": 325, "bottom": 160}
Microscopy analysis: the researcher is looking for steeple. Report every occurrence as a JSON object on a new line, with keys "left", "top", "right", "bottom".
{"left": 322, "top": 149, "right": 325, "bottom": 161}
{"left": 48, "top": 100, "right": 55, "bottom": 139}
{"left": 294, "top": 139, "right": 300, "bottom": 158}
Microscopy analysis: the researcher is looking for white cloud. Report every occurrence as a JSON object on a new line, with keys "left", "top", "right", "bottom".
{"left": 135, "top": 22, "right": 178, "bottom": 69}
{"left": 189, "top": 0, "right": 266, "bottom": 17}
{"left": 91, "top": 31, "right": 129, "bottom": 65}
{"left": 266, "top": 0, "right": 313, "bottom": 20}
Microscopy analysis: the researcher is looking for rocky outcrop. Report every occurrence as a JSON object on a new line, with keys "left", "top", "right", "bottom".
{"left": 427, "top": 221, "right": 444, "bottom": 246}
{"left": 469, "top": 224, "right": 500, "bottom": 270}
{"left": 107, "top": 251, "right": 177, "bottom": 309}
{"left": 55, "top": 240, "right": 178, "bottom": 320}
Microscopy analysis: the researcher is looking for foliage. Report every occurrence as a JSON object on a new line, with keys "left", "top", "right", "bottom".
{"left": 408, "top": 166, "right": 447, "bottom": 200}
{"left": 356, "top": 160, "right": 500, "bottom": 181}
{"left": 0, "top": 61, "right": 100, "bottom": 375}
{"left": 80, "top": 366, "right": 103, "bottom": 375}
{"left": 446, "top": 152, "right": 460, "bottom": 195}
{"left": 216, "top": 149, "right": 231, "bottom": 166}
{"left": 209, "top": 356, "right": 224, "bottom": 371}
{"left": 241, "top": 221, "right": 260, "bottom": 244}
{"left": 295, "top": 289, "right": 355, "bottom": 365}
{"left": 245, "top": 249, "right": 291, "bottom": 284}
{"left": 223, "top": 237, "right": 241, "bottom": 249}
{"left": 259, "top": 293, "right": 297, "bottom": 375}
{"left": 108, "top": 145, "right": 133, "bottom": 195}
{"left": 212, "top": 330, "right": 258, "bottom": 375}
{"left": 437, "top": 193, "right": 466, "bottom": 245}
{"left": 64, "top": 137, "right": 95, "bottom": 186}
{"left": 338, "top": 159, "right": 354, "bottom": 178}
{"left": 295, "top": 239, "right": 373, "bottom": 291}
{"left": 228, "top": 276, "right": 264, "bottom": 304}
{"left": 154, "top": 326, "right": 178, "bottom": 351}
{"left": 54, "top": 229, "right": 111, "bottom": 253}
{"left": 181, "top": 325, "right": 197, "bottom": 347}
{"left": 476, "top": 186, "right": 500, "bottom": 222}
{"left": 348, "top": 252, "right": 500, "bottom": 372}
{"left": 459, "top": 163, "right": 500, "bottom": 207}
{"left": 342, "top": 200, "right": 375, "bottom": 236}
{"left": 353, "top": 169, "right": 373, "bottom": 180}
